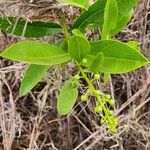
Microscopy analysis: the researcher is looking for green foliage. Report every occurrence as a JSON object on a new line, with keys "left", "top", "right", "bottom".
{"left": 87, "top": 40, "right": 148, "bottom": 73}
{"left": 0, "top": 17, "right": 62, "bottom": 37}
{"left": 89, "top": 52, "right": 103, "bottom": 73}
{"left": 59, "top": 0, "right": 89, "bottom": 10}
{"left": 111, "top": 0, "right": 139, "bottom": 35}
{"left": 68, "top": 35, "right": 90, "bottom": 62}
{"left": 102, "top": 0, "right": 118, "bottom": 39}
{"left": 0, "top": 41, "right": 71, "bottom": 65}
{"left": 57, "top": 79, "right": 78, "bottom": 115}
{"left": 73, "top": 0, "right": 139, "bottom": 36}
{"left": 72, "top": 29, "right": 84, "bottom": 37}
{"left": 126, "top": 41, "right": 140, "bottom": 51}
{"left": 72, "top": 0, "right": 106, "bottom": 31}
{"left": 0, "top": 0, "right": 148, "bottom": 133}
{"left": 20, "top": 65, "right": 49, "bottom": 96}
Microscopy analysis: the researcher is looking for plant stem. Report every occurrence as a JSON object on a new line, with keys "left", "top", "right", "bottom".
{"left": 77, "top": 64, "right": 111, "bottom": 123}
{"left": 61, "top": 16, "right": 69, "bottom": 42}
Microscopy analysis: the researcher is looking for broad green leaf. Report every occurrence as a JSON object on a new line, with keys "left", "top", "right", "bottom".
{"left": 72, "top": 0, "right": 138, "bottom": 36}
{"left": 57, "top": 79, "right": 78, "bottom": 115}
{"left": 59, "top": 0, "right": 89, "bottom": 10}
{"left": 20, "top": 65, "right": 49, "bottom": 96}
{"left": 0, "top": 41, "right": 71, "bottom": 65}
{"left": 89, "top": 52, "right": 103, "bottom": 73}
{"left": 110, "top": 0, "right": 139, "bottom": 35}
{"left": 68, "top": 35, "right": 90, "bottom": 62}
{"left": 72, "top": 0, "right": 106, "bottom": 31}
{"left": 54, "top": 40, "right": 69, "bottom": 67}
{"left": 0, "top": 17, "right": 62, "bottom": 37}
{"left": 86, "top": 40, "right": 149, "bottom": 74}
{"left": 54, "top": 40, "right": 68, "bottom": 51}
{"left": 102, "top": 0, "right": 118, "bottom": 39}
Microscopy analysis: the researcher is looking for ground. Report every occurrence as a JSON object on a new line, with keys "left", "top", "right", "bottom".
{"left": 0, "top": 0, "right": 150, "bottom": 150}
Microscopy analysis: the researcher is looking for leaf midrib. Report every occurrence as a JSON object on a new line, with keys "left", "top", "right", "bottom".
{"left": 89, "top": 55, "right": 148, "bottom": 63}
{"left": 2, "top": 53, "right": 71, "bottom": 60}
{"left": 74, "top": 8, "right": 104, "bottom": 28}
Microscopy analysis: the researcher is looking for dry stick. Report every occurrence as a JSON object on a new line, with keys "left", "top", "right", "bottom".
{"left": 0, "top": 76, "right": 16, "bottom": 150}
{"left": 73, "top": 130, "right": 102, "bottom": 150}
{"left": 116, "top": 84, "right": 148, "bottom": 115}
{"left": 0, "top": 63, "right": 26, "bottom": 73}
{"left": 109, "top": 76, "right": 115, "bottom": 99}
{"left": 126, "top": 74, "right": 132, "bottom": 99}
{"left": 12, "top": 16, "right": 19, "bottom": 34}
{"left": 21, "top": 18, "right": 29, "bottom": 37}
{"left": 85, "top": 125, "right": 127, "bottom": 150}
{"left": 135, "top": 97, "right": 150, "bottom": 112}
{"left": 73, "top": 114, "right": 93, "bottom": 135}
{"left": 129, "top": 123, "right": 149, "bottom": 149}
{"left": 130, "top": 120, "right": 150, "bottom": 139}
{"left": 29, "top": 85, "right": 49, "bottom": 149}
{"left": 0, "top": 80, "right": 7, "bottom": 149}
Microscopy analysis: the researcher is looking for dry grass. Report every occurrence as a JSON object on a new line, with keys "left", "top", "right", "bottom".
{"left": 0, "top": 0, "right": 150, "bottom": 150}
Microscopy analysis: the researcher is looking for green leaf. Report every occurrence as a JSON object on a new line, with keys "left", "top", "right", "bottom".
{"left": 89, "top": 52, "right": 103, "bottom": 73}
{"left": 72, "top": 0, "right": 138, "bottom": 36}
{"left": 0, "top": 17, "right": 62, "bottom": 37}
{"left": 110, "top": 0, "right": 139, "bottom": 35}
{"left": 59, "top": 0, "right": 89, "bottom": 10}
{"left": 72, "top": 0, "right": 106, "bottom": 31}
{"left": 72, "top": 29, "right": 84, "bottom": 37}
{"left": 86, "top": 40, "right": 149, "bottom": 74}
{"left": 102, "top": 0, "right": 118, "bottom": 39}
{"left": 57, "top": 79, "right": 78, "bottom": 115}
{"left": 0, "top": 41, "right": 71, "bottom": 65}
{"left": 20, "top": 65, "right": 49, "bottom": 96}
{"left": 126, "top": 41, "right": 140, "bottom": 51}
{"left": 68, "top": 35, "right": 90, "bottom": 62}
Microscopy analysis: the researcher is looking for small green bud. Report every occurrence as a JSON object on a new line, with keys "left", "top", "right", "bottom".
{"left": 108, "top": 126, "right": 117, "bottom": 133}
{"left": 82, "top": 58, "right": 87, "bottom": 64}
{"left": 112, "top": 117, "right": 118, "bottom": 126}
{"left": 94, "top": 74, "right": 100, "bottom": 80}
{"left": 105, "top": 94, "right": 111, "bottom": 100}
{"left": 74, "top": 74, "right": 80, "bottom": 80}
{"left": 71, "top": 80, "right": 78, "bottom": 88}
{"left": 100, "top": 117, "right": 106, "bottom": 124}
{"left": 95, "top": 90, "right": 101, "bottom": 95}
{"left": 81, "top": 95, "right": 87, "bottom": 101}
{"left": 94, "top": 106, "right": 102, "bottom": 113}
{"left": 109, "top": 99, "right": 115, "bottom": 105}
{"left": 109, "top": 110, "right": 114, "bottom": 115}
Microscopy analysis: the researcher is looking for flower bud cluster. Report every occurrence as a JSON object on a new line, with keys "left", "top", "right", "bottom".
{"left": 94, "top": 93, "right": 118, "bottom": 133}
{"left": 77, "top": 69, "right": 118, "bottom": 133}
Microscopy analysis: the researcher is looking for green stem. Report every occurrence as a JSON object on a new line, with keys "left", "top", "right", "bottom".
{"left": 77, "top": 63, "right": 111, "bottom": 123}
{"left": 61, "top": 17, "right": 69, "bottom": 42}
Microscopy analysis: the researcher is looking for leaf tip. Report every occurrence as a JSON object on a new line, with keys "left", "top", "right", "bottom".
{"left": 19, "top": 88, "right": 26, "bottom": 97}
